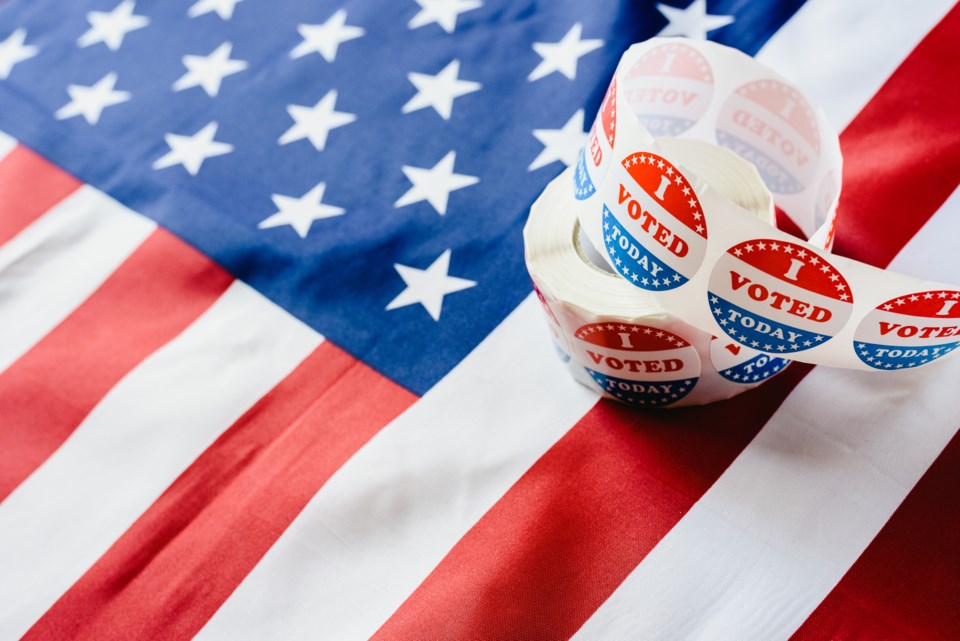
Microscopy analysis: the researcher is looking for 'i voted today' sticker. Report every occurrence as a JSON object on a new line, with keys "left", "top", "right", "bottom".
{"left": 716, "top": 79, "right": 820, "bottom": 195}
{"left": 573, "top": 322, "right": 700, "bottom": 407}
{"left": 854, "top": 290, "right": 960, "bottom": 369}
{"left": 605, "top": 152, "right": 707, "bottom": 291}
{"left": 574, "top": 77, "right": 616, "bottom": 201}
{"left": 622, "top": 41, "right": 715, "bottom": 137}
{"left": 708, "top": 238, "right": 854, "bottom": 354}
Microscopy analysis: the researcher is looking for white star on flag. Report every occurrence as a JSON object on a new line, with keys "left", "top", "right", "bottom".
{"left": 528, "top": 23, "right": 602, "bottom": 82}
{"left": 278, "top": 89, "right": 356, "bottom": 151}
{"left": 55, "top": 72, "right": 131, "bottom": 125}
{"left": 408, "top": 0, "right": 482, "bottom": 34}
{"left": 402, "top": 60, "right": 481, "bottom": 120}
{"left": 188, "top": 0, "right": 243, "bottom": 20}
{"left": 386, "top": 249, "right": 476, "bottom": 321}
{"left": 258, "top": 182, "right": 345, "bottom": 239}
{"left": 656, "top": 0, "right": 734, "bottom": 39}
{"left": 528, "top": 109, "right": 587, "bottom": 171}
{"left": 78, "top": 0, "right": 150, "bottom": 51}
{"left": 0, "top": 28, "right": 37, "bottom": 79}
{"left": 173, "top": 42, "right": 248, "bottom": 97}
{"left": 152, "top": 121, "right": 233, "bottom": 175}
{"left": 395, "top": 151, "right": 479, "bottom": 215}
{"left": 290, "top": 9, "right": 365, "bottom": 62}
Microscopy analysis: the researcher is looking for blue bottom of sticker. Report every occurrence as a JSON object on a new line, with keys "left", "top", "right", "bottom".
{"left": 603, "top": 207, "right": 687, "bottom": 291}
{"left": 717, "top": 352, "right": 791, "bottom": 383}
{"left": 716, "top": 131, "right": 803, "bottom": 195}
{"left": 855, "top": 340, "right": 959, "bottom": 370}
{"left": 574, "top": 149, "right": 596, "bottom": 200}
{"left": 709, "top": 294, "right": 829, "bottom": 354}
{"left": 586, "top": 369, "right": 696, "bottom": 406}
{"left": 638, "top": 115, "right": 696, "bottom": 138}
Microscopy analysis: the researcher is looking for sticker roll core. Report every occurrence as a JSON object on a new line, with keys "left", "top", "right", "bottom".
{"left": 525, "top": 139, "right": 790, "bottom": 408}
{"left": 570, "top": 37, "right": 960, "bottom": 372}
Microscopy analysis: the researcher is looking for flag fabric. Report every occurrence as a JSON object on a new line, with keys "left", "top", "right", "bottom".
{"left": 0, "top": 0, "right": 958, "bottom": 638}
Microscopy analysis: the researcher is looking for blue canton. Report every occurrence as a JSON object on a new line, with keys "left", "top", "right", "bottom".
{"left": 0, "top": 0, "right": 806, "bottom": 394}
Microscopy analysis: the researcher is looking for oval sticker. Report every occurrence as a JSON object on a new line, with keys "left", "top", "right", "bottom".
{"left": 708, "top": 238, "right": 853, "bottom": 353}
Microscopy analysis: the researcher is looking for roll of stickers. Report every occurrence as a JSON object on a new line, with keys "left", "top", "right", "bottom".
{"left": 571, "top": 38, "right": 960, "bottom": 372}
{"left": 525, "top": 138, "right": 793, "bottom": 408}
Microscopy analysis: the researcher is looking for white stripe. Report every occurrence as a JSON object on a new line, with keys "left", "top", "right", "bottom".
{"left": 0, "top": 131, "right": 16, "bottom": 160}
{"left": 756, "top": 0, "right": 954, "bottom": 130}
{"left": 0, "top": 186, "right": 155, "bottom": 373}
{"left": 571, "top": 186, "right": 960, "bottom": 640}
{"left": 195, "top": 295, "right": 599, "bottom": 641}
{"left": 0, "top": 282, "right": 321, "bottom": 639}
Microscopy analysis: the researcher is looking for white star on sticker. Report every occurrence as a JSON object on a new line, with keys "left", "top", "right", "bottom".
{"left": 528, "top": 23, "right": 602, "bottom": 82}
{"left": 188, "top": 0, "right": 243, "bottom": 20}
{"left": 395, "top": 151, "right": 479, "bottom": 215}
{"left": 0, "top": 29, "right": 38, "bottom": 79}
{"left": 402, "top": 59, "right": 481, "bottom": 120}
{"left": 409, "top": 0, "right": 482, "bottom": 33}
{"left": 55, "top": 72, "right": 130, "bottom": 125}
{"left": 656, "top": 0, "right": 734, "bottom": 39}
{"left": 173, "top": 42, "right": 247, "bottom": 97}
{"left": 278, "top": 89, "right": 356, "bottom": 151}
{"left": 153, "top": 121, "right": 233, "bottom": 175}
{"left": 78, "top": 0, "right": 149, "bottom": 51}
{"left": 290, "top": 9, "right": 365, "bottom": 62}
{"left": 528, "top": 109, "right": 587, "bottom": 171}
{"left": 386, "top": 249, "right": 476, "bottom": 320}
{"left": 258, "top": 182, "right": 345, "bottom": 238}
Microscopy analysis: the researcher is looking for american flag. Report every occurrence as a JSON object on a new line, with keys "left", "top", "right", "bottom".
{"left": 0, "top": 0, "right": 958, "bottom": 638}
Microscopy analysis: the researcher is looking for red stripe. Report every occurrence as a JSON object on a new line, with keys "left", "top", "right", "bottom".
{"left": 370, "top": 9, "right": 960, "bottom": 639}
{"left": 370, "top": 367, "right": 811, "bottom": 641}
{"left": 790, "top": 429, "right": 960, "bottom": 641}
{"left": 0, "top": 228, "right": 231, "bottom": 501}
{"left": 833, "top": 3, "right": 960, "bottom": 268}
{"left": 23, "top": 342, "right": 416, "bottom": 641}
{"left": 775, "top": 205, "right": 807, "bottom": 241}
{"left": 0, "top": 146, "right": 81, "bottom": 246}
{"left": 791, "top": 14, "right": 960, "bottom": 637}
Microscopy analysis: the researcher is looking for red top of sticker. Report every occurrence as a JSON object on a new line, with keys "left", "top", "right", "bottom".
{"left": 736, "top": 79, "right": 820, "bottom": 153}
{"left": 601, "top": 76, "right": 617, "bottom": 147}
{"left": 876, "top": 291, "right": 960, "bottom": 319}
{"left": 627, "top": 42, "right": 714, "bottom": 83}
{"left": 575, "top": 322, "right": 689, "bottom": 350}
{"left": 622, "top": 152, "right": 706, "bottom": 238}
{"left": 727, "top": 239, "right": 852, "bottom": 302}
